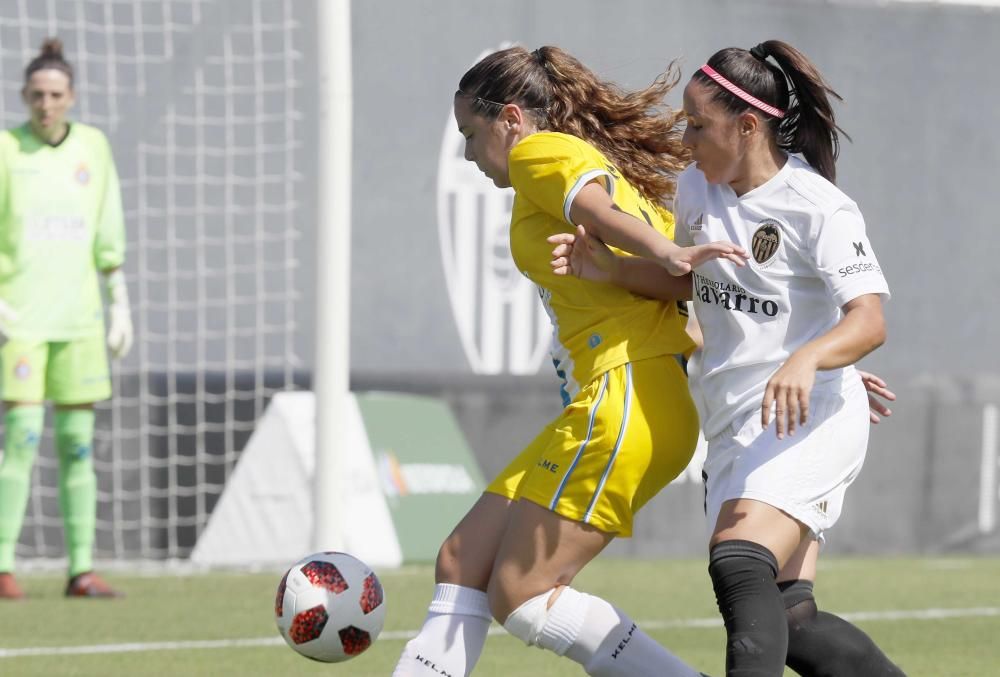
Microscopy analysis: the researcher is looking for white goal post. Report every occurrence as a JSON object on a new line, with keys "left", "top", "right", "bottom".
{"left": 312, "top": 0, "right": 352, "bottom": 554}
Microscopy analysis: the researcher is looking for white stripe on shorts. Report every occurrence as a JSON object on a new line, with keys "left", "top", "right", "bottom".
{"left": 549, "top": 371, "right": 610, "bottom": 510}
{"left": 584, "top": 362, "right": 633, "bottom": 523}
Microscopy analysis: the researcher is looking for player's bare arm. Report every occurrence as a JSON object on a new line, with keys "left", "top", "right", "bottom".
{"left": 548, "top": 225, "right": 693, "bottom": 301}
{"left": 762, "top": 294, "right": 886, "bottom": 438}
{"left": 567, "top": 181, "right": 747, "bottom": 275}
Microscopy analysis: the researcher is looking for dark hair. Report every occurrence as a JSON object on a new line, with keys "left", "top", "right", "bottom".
{"left": 457, "top": 46, "right": 687, "bottom": 203}
{"left": 692, "top": 40, "right": 848, "bottom": 182}
{"left": 24, "top": 37, "right": 74, "bottom": 87}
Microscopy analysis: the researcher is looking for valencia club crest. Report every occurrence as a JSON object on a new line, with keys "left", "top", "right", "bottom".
{"left": 751, "top": 220, "right": 781, "bottom": 265}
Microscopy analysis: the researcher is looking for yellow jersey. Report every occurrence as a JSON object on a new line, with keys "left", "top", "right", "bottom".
{"left": 508, "top": 132, "right": 693, "bottom": 404}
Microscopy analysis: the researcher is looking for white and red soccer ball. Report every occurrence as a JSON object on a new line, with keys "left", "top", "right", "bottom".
{"left": 275, "top": 551, "right": 387, "bottom": 662}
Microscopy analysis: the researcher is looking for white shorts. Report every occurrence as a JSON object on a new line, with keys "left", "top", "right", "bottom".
{"left": 702, "top": 375, "right": 870, "bottom": 541}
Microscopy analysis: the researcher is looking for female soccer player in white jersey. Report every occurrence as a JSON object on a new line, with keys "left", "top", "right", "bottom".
{"left": 393, "top": 46, "right": 748, "bottom": 677}
{"left": 552, "top": 40, "right": 905, "bottom": 677}
{"left": 0, "top": 39, "right": 132, "bottom": 600}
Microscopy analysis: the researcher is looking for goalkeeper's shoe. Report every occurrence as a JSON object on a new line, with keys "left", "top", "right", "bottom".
{"left": 65, "top": 571, "right": 123, "bottom": 598}
{"left": 0, "top": 572, "right": 25, "bottom": 600}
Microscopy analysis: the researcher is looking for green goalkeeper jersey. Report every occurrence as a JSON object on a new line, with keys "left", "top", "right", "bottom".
{"left": 0, "top": 122, "right": 125, "bottom": 340}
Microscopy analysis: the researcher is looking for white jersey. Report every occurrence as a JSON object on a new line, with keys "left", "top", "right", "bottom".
{"left": 674, "top": 155, "right": 890, "bottom": 439}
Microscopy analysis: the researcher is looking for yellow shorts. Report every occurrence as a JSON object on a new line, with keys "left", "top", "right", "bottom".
{"left": 486, "top": 355, "right": 699, "bottom": 536}
{"left": 0, "top": 336, "right": 112, "bottom": 405}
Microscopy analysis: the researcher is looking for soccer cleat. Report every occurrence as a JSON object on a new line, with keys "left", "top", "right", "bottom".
{"left": 65, "top": 571, "right": 123, "bottom": 598}
{"left": 0, "top": 572, "right": 25, "bottom": 600}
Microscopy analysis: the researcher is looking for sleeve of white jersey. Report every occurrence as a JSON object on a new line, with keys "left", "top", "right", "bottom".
{"left": 810, "top": 207, "right": 890, "bottom": 307}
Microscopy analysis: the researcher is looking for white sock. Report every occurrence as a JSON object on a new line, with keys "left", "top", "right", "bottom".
{"left": 508, "top": 586, "right": 701, "bottom": 677}
{"left": 392, "top": 583, "right": 492, "bottom": 677}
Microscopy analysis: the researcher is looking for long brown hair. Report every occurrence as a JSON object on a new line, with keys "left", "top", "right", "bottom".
{"left": 692, "top": 40, "right": 848, "bottom": 183}
{"left": 24, "top": 37, "right": 74, "bottom": 87}
{"left": 457, "top": 46, "right": 687, "bottom": 203}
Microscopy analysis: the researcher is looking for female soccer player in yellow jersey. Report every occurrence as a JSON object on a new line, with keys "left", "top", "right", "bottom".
{"left": 551, "top": 40, "right": 905, "bottom": 677}
{"left": 393, "top": 46, "right": 747, "bottom": 677}
{"left": 0, "top": 38, "right": 132, "bottom": 600}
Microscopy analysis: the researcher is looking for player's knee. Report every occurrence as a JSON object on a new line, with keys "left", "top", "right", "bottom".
{"left": 486, "top": 567, "right": 551, "bottom": 625}
{"left": 501, "top": 589, "right": 550, "bottom": 644}
{"left": 433, "top": 533, "right": 463, "bottom": 583}
{"left": 1, "top": 405, "right": 44, "bottom": 469}
{"left": 708, "top": 540, "right": 787, "bottom": 672}
{"left": 502, "top": 586, "right": 587, "bottom": 655}
{"left": 707, "top": 539, "right": 779, "bottom": 603}
{"left": 433, "top": 532, "right": 491, "bottom": 591}
{"left": 778, "top": 579, "right": 818, "bottom": 626}
{"left": 54, "top": 409, "right": 95, "bottom": 464}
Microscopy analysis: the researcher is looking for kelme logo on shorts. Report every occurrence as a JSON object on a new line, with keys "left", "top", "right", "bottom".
{"left": 436, "top": 44, "right": 549, "bottom": 375}
{"left": 751, "top": 220, "right": 781, "bottom": 265}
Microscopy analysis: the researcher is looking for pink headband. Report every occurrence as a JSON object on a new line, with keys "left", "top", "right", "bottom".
{"left": 699, "top": 64, "right": 785, "bottom": 119}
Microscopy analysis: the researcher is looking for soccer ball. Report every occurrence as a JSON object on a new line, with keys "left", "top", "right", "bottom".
{"left": 274, "top": 551, "right": 387, "bottom": 662}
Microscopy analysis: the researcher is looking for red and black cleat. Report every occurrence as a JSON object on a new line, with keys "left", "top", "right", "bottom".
{"left": 65, "top": 571, "right": 123, "bottom": 598}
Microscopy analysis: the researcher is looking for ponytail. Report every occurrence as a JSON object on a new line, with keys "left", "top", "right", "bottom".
{"left": 694, "top": 40, "right": 848, "bottom": 182}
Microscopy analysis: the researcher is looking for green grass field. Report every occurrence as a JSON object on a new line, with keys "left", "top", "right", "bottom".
{"left": 1, "top": 556, "right": 997, "bottom": 676}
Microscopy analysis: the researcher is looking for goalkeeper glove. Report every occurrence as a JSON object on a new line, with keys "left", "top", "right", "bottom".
{"left": 105, "top": 269, "right": 133, "bottom": 359}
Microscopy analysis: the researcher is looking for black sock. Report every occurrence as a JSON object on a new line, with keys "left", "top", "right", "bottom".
{"left": 779, "top": 579, "right": 907, "bottom": 677}
{"left": 708, "top": 540, "right": 788, "bottom": 677}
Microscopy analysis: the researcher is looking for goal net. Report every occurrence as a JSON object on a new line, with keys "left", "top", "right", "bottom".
{"left": 0, "top": 0, "right": 307, "bottom": 563}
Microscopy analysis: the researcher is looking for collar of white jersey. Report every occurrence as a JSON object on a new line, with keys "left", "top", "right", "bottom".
{"left": 722, "top": 153, "right": 797, "bottom": 203}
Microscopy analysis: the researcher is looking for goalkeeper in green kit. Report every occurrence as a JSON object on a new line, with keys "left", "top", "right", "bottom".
{"left": 0, "top": 38, "right": 132, "bottom": 599}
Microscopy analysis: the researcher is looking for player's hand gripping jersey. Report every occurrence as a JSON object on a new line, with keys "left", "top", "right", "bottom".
{"left": 0, "top": 123, "right": 125, "bottom": 341}
{"left": 508, "top": 132, "right": 693, "bottom": 402}
{"left": 673, "top": 155, "right": 890, "bottom": 438}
